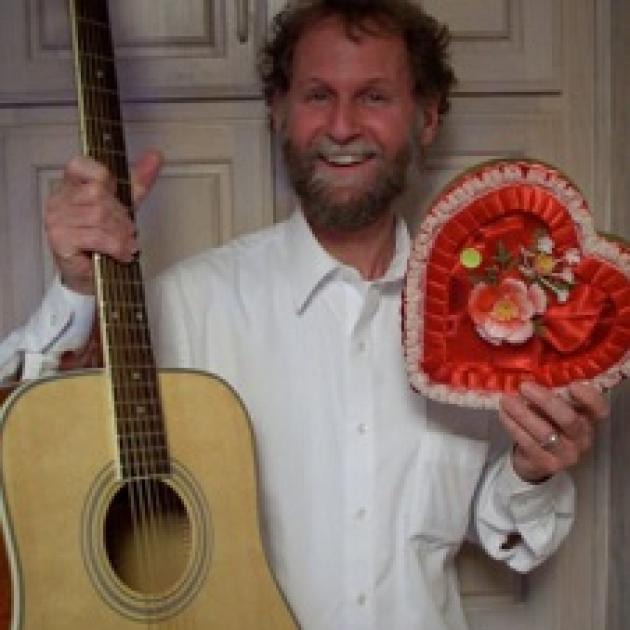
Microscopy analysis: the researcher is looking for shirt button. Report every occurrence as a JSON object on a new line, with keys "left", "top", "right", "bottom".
{"left": 357, "top": 593, "right": 367, "bottom": 606}
{"left": 355, "top": 507, "right": 366, "bottom": 520}
{"left": 357, "top": 423, "right": 368, "bottom": 434}
{"left": 50, "top": 312, "right": 58, "bottom": 326}
{"left": 356, "top": 341, "right": 366, "bottom": 353}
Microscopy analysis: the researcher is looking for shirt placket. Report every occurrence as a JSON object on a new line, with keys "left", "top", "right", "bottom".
{"left": 344, "top": 280, "right": 379, "bottom": 629}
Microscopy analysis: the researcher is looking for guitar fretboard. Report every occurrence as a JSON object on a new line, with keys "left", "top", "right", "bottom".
{"left": 70, "top": 0, "right": 169, "bottom": 480}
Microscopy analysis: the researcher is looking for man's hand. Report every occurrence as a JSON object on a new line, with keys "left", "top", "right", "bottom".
{"left": 44, "top": 150, "right": 163, "bottom": 294}
{"left": 499, "top": 381, "right": 609, "bottom": 482}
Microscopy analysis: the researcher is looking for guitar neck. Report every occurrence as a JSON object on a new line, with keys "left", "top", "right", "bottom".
{"left": 69, "top": 0, "right": 169, "bottom": 479}
{"left": 69, "top": 0, "right": 131, "bottom": 207}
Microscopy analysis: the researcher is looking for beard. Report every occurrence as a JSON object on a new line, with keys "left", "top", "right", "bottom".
{"left": 281, "top": 133, "right": 412, "bottom": 232}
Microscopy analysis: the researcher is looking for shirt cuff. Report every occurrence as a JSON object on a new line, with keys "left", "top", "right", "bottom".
{"left": 494, "top": 452, "right": 573, "bottom": 523}
{"left": 20, "top": 277, "right": 95, "bottom": 378}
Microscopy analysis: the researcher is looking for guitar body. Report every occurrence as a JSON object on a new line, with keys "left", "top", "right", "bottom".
{"left": 0, "top": 370, "right": 295, "bottom": 629}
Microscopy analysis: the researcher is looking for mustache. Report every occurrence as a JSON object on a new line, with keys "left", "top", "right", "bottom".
{"left": 310, "top": 137, "right": 382, "bottom": 161}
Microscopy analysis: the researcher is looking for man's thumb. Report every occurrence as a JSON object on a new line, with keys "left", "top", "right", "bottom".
{"left": 132, "top": 150, "right": 163, "bottom": 204}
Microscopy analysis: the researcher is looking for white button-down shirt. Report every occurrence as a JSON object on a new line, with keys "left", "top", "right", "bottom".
{"left": 1, "top": 210, "right": 574, "bottom": 630}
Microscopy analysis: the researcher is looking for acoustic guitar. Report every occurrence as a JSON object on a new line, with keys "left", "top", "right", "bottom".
{"left": 0, "top": 1, "right": 295, "bottom": 627}
{"left": 0, "top": 387, "right": 12, "bottom": 630}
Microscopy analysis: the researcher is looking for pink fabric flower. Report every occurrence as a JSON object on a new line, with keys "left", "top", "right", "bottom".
{"left": 468, "top": 278, "right": 547, "bottom": 345}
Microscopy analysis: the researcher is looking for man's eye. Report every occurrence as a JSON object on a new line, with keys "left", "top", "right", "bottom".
{"left": 363, "top": 91, "right": 389, "bottom": 104}
{"left": 305, "top": 90, "right": 329, "bottom": 102}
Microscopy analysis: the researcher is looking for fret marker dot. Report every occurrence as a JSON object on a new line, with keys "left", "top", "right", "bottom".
{"left": 136, "top": 312, "right": 143, "bottom": 321}
{"left": 96, "top": 69, "right": 104, "bottom": 80}
{"left": 111, "top": 310, "right": 119, "bottom": 320}
{"left": 103, "top": 132, "right": 111, "bottom": 143}
{"left": 132, "top": 372, "right": 141, "bottom": 380}
{"left": 137, "top": 405, "right": 145, "bottom": 414}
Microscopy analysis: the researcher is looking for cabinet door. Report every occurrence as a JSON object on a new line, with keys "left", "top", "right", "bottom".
{"left": 0, "top": 0, "right": 269, "bottom": 104}
{"left": 0, "top": 101, "right": 272, "bottom": 336}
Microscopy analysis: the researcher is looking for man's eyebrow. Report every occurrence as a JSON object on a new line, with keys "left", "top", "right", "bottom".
{"left": 297, "top": 77, "right": 395, "bottom": 87}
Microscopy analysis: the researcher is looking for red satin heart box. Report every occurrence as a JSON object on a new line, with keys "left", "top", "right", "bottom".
{"left": 403, "top": 160, "right": 630, "bottom": 408}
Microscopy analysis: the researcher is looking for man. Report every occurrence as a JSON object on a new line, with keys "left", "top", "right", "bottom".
{"left": 0, "top": 1, "right": 608, "bottom": 628}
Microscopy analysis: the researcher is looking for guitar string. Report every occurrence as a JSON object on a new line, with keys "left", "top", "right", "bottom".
{"left": 89, "top": 7, "right": 187, "bottom": 625}
{"left": 80, "top": 7, "right": 158, "bottom": 624}
{"left": 79, "top": 5, "right": 146, "bottom": 607}
{"left": 96, "top": 19, "right": 164, "bottom": 622}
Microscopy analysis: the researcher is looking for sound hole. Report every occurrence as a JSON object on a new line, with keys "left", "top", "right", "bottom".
{"left": 104, "top": 479, "right": 192, "bottom": 595}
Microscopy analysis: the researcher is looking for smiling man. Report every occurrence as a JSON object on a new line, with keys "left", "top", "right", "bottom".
{"left": 0, "top": 1, "right": 608, "bottom": 629}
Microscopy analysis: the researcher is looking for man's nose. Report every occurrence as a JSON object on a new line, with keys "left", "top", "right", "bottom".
{"left": 326, "top": 100, "right": 360, "bottom": 143}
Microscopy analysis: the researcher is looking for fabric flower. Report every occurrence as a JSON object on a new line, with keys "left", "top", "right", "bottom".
{"left": 468, "top": 278, "right": 547, "bottom": 345}
{"left": 533, "top": 252, "right": 556, "bottom": 275}
{"left": 537, "top": 235, "right": 554, "bottom": 254}
{"left": 557, "top": 288, "right": 570, "bottom": 304}
{"left": 564, "top": 248, "right": 581, "bottom": 265}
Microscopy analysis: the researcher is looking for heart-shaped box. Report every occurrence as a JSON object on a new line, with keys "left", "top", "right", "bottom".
{"left": 403, "top": 160, "right": 630, "bottom": 409}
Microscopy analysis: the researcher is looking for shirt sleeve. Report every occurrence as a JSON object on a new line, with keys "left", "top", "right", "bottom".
{"left": 474, "top": 448, "right": 575, "bottom": 573}
{"left": 0, "top": 276, "right": 96, "bottom": 381}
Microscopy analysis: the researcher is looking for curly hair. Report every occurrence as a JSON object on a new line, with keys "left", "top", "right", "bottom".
{"left": 258, "top": 0, "right": 456, "bottom": 116}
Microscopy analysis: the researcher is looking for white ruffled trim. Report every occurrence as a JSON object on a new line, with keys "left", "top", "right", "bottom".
{"left": 403, "top": 160, "right": 630, "bottom": 409}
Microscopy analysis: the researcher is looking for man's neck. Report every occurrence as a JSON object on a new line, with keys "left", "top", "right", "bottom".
{"left": 308, "top": 211, "right": 397, "bottom": 281}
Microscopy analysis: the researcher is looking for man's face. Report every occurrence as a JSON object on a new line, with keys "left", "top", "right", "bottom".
{"left": 273, "top": 15, "right": 438, "bottom": 231}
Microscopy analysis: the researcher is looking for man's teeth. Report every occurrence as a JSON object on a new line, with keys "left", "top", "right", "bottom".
{"left": 323, "top": 154, "right": 371, "bottom": 166}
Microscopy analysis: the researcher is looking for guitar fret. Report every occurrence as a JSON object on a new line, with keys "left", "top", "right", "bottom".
{"left": 118, "top": 429, "right": 164, "bottom": 439}
{"left": 82, "top": 84, "right": 121, "bottom": 96}
{"left": 120, "top": 460, "right": 169, "bottom": 470}
{"left": 77, "top": 16, "right": 111, "bottom": 30}
{"left": 118, "top": 438, "right": 166, "bottom": 450}
{"left": 78, "top": 51, "right": 116, "bottom": 64}
{"left": 119, "top": 441, "right": 167, "bottom": 452}
{"left": 90, "top": 147, "right": 128, "bottom": 158}
{"left": 102, "top": 299, "right": 147, "bottom": 307}
{"left": 119, "top": 396, "right": 159, "bottom": 418}
{"left": 101, "top": 282, "right": 143, "bottom": 291}
{"left": 107, "top": 344, "right": 153, "bottom": 351}
{"left": 118, "top": 437, "right": 167, "bottom": 449}
{"left": 118, "top": 418, "right": 164, "bottom": 435}
{"left": 106, "top": 327, "right": 151, "bottom": 339}
{"left": 120, "top": 448, "right": 169, "bottom": 461}
{"left": 115, "top": 407, "right": 161, "bottom": 416}
{"left": 122, "top": 464, "right": 172, "bottom": 480}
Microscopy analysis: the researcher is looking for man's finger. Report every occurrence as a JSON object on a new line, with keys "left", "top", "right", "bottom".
{"left": 500, "top": 394, "right": 563, "bottom": 449}
{"left": 131, "top": 149, "right": 163, "bottom": 204}
{"left": 567, "top": 382, "right": 609, "bottom": 420}
{"left": 519, "top": 381, "right": 585, "bottom": 440}
{"left": 63, "top": 155, "right": 113, "bottom": 187}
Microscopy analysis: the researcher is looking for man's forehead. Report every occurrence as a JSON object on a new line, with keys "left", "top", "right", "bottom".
{"left": 295, "top": 13, "right": 404, "bottom": 50}
{"left": 290, "top": 14, "right": 410, "bottom": 83}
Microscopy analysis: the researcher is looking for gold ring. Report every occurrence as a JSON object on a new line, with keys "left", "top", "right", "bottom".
{"left": 541, "top": 431, "right": 560, "bottom": 450}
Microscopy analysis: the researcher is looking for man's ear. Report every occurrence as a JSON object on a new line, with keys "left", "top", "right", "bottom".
{"left": 417, "top": 99, "right": 440, "bottom": 148}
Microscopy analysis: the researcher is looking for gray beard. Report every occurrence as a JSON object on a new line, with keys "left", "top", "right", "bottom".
{"left": 282, "top": 136, "right": 411, "bottom": 231}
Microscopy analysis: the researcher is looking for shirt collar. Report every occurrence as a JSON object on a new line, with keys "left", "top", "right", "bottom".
{"left": 283, "top": 208, "right": 411, "bottom": 314}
